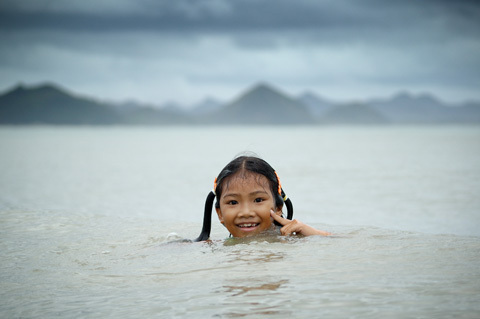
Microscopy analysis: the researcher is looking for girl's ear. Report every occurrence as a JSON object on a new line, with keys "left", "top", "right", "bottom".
{"left": 215, "top": 207, "right": 224, "bottom": 224}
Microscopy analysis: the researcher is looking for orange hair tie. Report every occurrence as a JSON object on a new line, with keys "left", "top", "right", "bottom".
{"left": 274, "top": 171, "right": 282, "bottom": 195}
{"left": 213, "top": 177, "right": 218, "bottom": 194}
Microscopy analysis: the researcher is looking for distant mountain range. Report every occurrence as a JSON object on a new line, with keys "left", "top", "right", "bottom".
{"left": 1, "top": 82, "right": 479, "bottom": 125}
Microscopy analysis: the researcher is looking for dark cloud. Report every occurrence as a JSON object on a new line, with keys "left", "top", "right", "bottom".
{"left": 1, "top": 0, "right": 478, "bottom": 35}
{"left": 0, "top": 0, "right": 479, "bottom": 104}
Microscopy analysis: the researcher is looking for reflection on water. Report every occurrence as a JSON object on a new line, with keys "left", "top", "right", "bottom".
{"left": 220, "top": 278, "right": 290, "bottom": 317}
{"left": 224, "top": 279, "right": 289, "bottom": 296}
{"left": 220, "top": 278, "right": 291, "bottom": 317}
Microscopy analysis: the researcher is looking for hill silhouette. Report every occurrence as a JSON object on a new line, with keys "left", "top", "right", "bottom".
{"left": 204, "top": 83, "right": 314, "bottom": 125}
{"left": 297, "top": 92, "right": 334, "bottom": 117}
{"left": 1, "top": 81, "right": 479, "bottom": 125}
{"left": 319, "top": 103, "right": 389, "bottom": 125}
{"left": 0, "top": 83, "right": 192, "bottom": 125}
{"left": 369, "top": 92, "right": 480, "bottom": 124}
{"left": 118, "top": 105, "right": 191, "bottom": 125}
{"left": 0, "top": 83, "right": 121, "bottom": 125}
{"left": 302, "top": 90, "right": 480, "bottom": 124}
{"left": 369, "top": 92, "right": 450, "bottom": 124}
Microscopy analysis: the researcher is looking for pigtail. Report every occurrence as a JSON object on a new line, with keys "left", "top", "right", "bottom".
{"left": 194, "top": 191, "right": 216, "bottom": 242}
{"left": 273, "top": 188, "right": 294, "bottom": 227}
{"left": 280, "top": 189, "right": 294, "bottom": 220}
{"left": 275, "top": 171, "right": 293, "bottom": 221}
{"left": 285, "top": 197, "right": 294, "bottom": 220}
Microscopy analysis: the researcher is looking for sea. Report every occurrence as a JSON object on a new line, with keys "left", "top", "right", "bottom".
{"left": 1, "top": 125, "right": 479, "bottom": 318}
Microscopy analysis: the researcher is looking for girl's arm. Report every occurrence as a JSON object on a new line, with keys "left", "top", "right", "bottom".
{"left": 270, "top": 210, "right": 331, "bottom": 236}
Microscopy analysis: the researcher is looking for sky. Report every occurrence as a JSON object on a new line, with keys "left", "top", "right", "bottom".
{"left": 1, "top": 0, "right": 479, "bottom": 107}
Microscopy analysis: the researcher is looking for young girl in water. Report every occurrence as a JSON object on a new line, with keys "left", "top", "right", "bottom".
{"left": 195, "top": 155, "right": 330, "bottom": 241}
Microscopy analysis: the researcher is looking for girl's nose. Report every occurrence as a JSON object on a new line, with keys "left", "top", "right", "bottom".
{"left": 238, "top": 203, "right": 255, "bottom": 217}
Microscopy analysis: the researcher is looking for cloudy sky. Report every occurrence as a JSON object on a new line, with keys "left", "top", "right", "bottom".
{"left": 1, "top": 0, "right": 479, "bottom": 106}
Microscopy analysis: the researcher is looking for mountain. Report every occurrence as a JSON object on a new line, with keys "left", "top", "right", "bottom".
{"left": 319, "top": 102, "right": 389, "bottom": 125}
{"left": 120, "top": 105, "right": 191, "bottom": 125}
{"left": 0, "top": 83, "right": 122, "bottom": 125}
{"left": 451, "top": 101, "right": 480, "bottom": 123}
{"left": 0, "top": 83, "right": 193, "bottom": 125}
{"left": 368, "top": 92, "right": 475, "bottom": 124}
{"left": 296, "top": 90, "right": 476, "bottom": 124}
{"left": 204, "top": 83, "right": 313, "bottom": 124}
{"left": 297, "top": 92, "right": 334, "bottom": 117}
{"left": 159, "top": 101, "right": 186, "bottom": 114}
{"left": 1, "top": 81, "right": 479, "bottom": 125}
{"left": 190, "top": 97, "right": 223, "bottom": 115}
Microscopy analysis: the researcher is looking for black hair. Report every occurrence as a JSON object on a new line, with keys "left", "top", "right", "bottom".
{"left": 194, "top": 156, "right": 294, "bottom": 241}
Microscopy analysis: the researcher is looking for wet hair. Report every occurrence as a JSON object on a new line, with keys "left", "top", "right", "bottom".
{"left": 194, "top": 156, "right": 294, "bottom": 241}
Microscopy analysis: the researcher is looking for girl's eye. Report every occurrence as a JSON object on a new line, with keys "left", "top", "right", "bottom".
{"left": 254, "top": 198, "right": 264, "bottom": 203}
{"left": 227, "top": 200, "right": 238, "bottom": 205}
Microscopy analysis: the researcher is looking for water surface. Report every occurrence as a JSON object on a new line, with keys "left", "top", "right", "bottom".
{"left": 1, "top": 125, "right": 479, "bottom": 318}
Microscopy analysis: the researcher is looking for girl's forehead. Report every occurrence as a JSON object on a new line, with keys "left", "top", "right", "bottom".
{"left": 222, "top": 171, "right": 270, "bottom": 192}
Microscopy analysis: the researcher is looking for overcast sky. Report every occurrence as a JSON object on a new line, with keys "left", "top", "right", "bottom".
{"left": 1, "top": 0, "right": 479, "bottom": 106}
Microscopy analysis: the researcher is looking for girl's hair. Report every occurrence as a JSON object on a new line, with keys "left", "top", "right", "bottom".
{"left": 194, "top": 156, "right": 294, "bottom": 241}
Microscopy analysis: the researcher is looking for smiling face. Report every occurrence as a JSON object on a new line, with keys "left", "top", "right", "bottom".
{"left": 215, "top": 171, "right": 282, "bottom": 238}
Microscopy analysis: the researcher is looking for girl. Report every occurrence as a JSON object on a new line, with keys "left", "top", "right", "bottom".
{"left": 195, "top": 156, "right": 330, "bottom": 241}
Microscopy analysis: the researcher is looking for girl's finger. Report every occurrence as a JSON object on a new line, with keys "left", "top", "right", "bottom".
{"left": 280, "top": 221, "right": 297, "bottom": 236}
{"left": 270, "top": 210, "right": 289, "bottom": 226}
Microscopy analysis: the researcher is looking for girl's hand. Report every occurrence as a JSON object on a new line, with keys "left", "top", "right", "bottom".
{"left": 270, "top": 210, "right": 331, "bottom": 237}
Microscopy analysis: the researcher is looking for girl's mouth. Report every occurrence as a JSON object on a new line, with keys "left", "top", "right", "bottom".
{"left": 237, "top": 223, "right": 260, "bottom": 230}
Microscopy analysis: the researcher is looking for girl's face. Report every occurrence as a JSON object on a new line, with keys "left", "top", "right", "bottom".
{"left": 215, "top": 172, "right": 282, "bottom": 237}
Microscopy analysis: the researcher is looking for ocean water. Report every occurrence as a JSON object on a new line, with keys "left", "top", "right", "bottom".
{"left": 1, "top": 125, "right": 479, "bottom": 318}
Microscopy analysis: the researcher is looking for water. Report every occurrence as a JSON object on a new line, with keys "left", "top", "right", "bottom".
{"left": 1, "top": 125, "right": 480, "bottom": 318}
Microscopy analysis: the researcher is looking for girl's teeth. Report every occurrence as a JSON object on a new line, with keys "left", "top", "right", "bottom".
{"left": 239, "top": 223, "right": 257, "bottom": 228}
